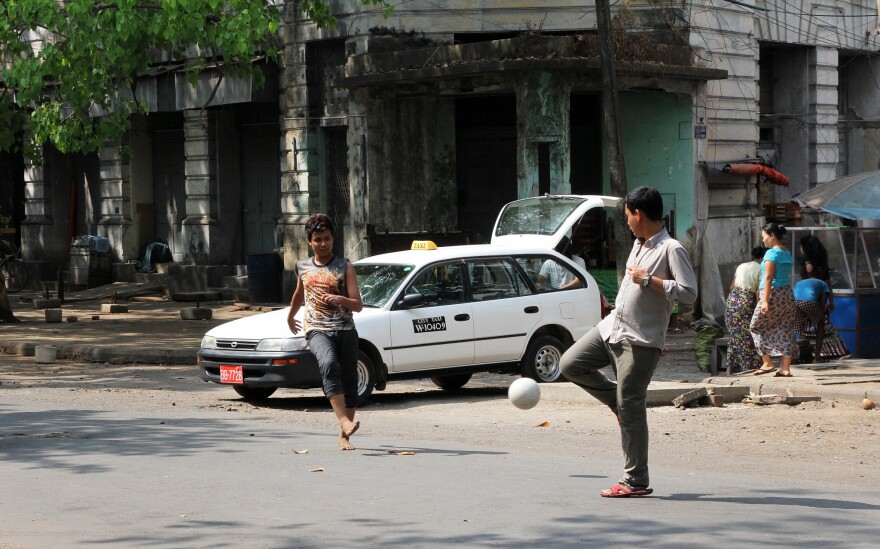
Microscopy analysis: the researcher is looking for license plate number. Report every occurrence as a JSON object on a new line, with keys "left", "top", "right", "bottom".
{"left": 220, "top": 365, "right": 243, "bottom": 384}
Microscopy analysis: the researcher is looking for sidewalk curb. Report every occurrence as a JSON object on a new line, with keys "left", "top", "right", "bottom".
{"left": 0, "top": 339, "right": 196, "bottom": 365}
{"left": 541, "top": 382, "right": 751, "bottom": 407}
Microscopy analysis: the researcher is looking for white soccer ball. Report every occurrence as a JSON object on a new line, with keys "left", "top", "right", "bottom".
{"left": 508, "top": 377, "right": 541, "bottom": 410}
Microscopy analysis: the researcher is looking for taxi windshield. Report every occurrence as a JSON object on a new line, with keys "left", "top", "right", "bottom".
{"left": 495, "top": 196, "right": 587, "bottom": 237}
{"left": 355, "top": 263, "right": 414, "bottom": 307}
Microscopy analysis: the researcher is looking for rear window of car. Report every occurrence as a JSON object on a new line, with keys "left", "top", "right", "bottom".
{"left": 495, "top": 197, "right": 587, "bottom": 237}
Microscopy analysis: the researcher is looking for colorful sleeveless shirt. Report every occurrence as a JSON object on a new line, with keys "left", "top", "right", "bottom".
{"left": 295, "top": 255, "right": 356, "bottom": 333}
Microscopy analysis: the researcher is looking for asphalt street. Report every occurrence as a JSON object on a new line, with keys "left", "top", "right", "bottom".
{"left": 1, "top": 373, "right": 878, "bottom": 548}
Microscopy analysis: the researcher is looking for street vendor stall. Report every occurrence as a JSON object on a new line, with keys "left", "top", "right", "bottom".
{"left": 786, "top": 227, "right": 880, "bottom": 358}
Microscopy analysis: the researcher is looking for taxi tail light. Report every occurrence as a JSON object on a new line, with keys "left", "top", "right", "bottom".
{"left": 272, "top": 358, "right": 298, "bottom": 365}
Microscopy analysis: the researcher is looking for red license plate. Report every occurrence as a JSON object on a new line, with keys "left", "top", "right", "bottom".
{"left": 219, "top": 365, "right": 243, "bottom": 384}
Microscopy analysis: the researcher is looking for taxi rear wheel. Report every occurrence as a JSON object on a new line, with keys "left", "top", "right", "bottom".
{"left": 233, "top": 386, "right": 277, "bottom": 400}
{"left": 521, "top": 335, "right": 564, "bottom": 383}
{"left": 430, "top": 373, "right": 472, "bottom": 390}
{"left": 356, "top": 350, "right": 375, "bottom": 406}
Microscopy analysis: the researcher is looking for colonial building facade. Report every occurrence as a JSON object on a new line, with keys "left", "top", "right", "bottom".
{"left": 1, "top": 1, "right": 877, "bottom": 310}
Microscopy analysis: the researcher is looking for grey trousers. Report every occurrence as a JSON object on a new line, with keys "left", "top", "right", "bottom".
{"left": 307, "top": 330, "right": 360, "bottom": 409}
{"left": 560, "top": 327, "right": 661, "bottom": 489}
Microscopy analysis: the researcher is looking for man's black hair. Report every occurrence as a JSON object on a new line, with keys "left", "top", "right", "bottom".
{"left": 624, "top": 186, "right": 663, "bottom": 222}
{"left": 305, "top": 213, "right": 335, "bottom": 240}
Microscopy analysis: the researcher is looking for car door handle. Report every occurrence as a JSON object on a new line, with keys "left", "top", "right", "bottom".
{"left": 454, "top": 314, "right": 470, "bottom": 321}
{"left": 524, "top": 306, "right": 539, "bottom": 314}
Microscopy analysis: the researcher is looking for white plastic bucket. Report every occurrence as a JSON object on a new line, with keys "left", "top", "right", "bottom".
{"left": 35, "top": 345, "right": 57, "bottom": 364}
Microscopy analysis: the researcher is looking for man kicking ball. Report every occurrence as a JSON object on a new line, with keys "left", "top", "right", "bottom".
{"left": 560, "top": 187, "right": 697, "bottom": 497}
{"left": 288, "top": 214, "right": 364, "bottom": 450}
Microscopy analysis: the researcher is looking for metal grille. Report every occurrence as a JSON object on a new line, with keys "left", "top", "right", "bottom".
{"left": 325, "top": 127, "right": 350, "bottom": 255}
{"left": 216, "top": 339, "right": 259, "bottom": 351}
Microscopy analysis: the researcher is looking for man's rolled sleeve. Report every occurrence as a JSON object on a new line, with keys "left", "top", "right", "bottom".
{"left": 663, "top": 246, "right": 698, "bottom": 304}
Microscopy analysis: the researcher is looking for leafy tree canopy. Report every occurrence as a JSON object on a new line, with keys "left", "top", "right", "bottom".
{"left": 0, "top": 0, "right": 390, "bottom": 159}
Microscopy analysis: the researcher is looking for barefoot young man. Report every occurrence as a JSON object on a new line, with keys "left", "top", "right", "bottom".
{"left": 287, "top": 214, "right": 364, "bottom": 450}
{"left": 560, "top": 187, "right": 697, "bottom": 497}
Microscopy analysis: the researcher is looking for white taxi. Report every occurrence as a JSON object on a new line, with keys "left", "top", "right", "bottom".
{"left": 198, "top": 195, "right": 618, "bottom": 403}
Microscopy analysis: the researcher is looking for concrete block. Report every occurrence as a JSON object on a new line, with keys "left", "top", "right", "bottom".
{"left": 34, "top": 298, "right": 62, "bottom": 309}
{"left": 672, "top": 388, "right": 709, "bottom": 408}
{"left": 66, "top": 316, "right": 78, "bottom": 323}
{"left": 112, "top": 263, "right": 137, "bottom": 283}
{"left": 180, "top": 307, "right": 213, "bottom": 320}
{"left": 100, "top": 303, "right": 128, "bottom": 314}
{"left": 44, "top": 308, "right": 63, "bottom": 323}
{"left": 35, "top": 345, "right": 57, "bottom": 363}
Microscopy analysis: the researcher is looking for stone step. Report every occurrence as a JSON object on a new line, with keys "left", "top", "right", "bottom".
{"left": 222, "top": 275, "right": 249, "bottom": 289}
{"left": 132, "top": 272, "right": 169, "bottom": 285}
{"left": 216, "top": 287, "right": 249, "bottom": 302}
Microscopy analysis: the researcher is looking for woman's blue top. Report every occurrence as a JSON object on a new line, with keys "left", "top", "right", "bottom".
{"left": 794, "top": 278, "right": 829, "bottom": 302}
{"left": 759, "top": 247, "right": 793, "bottom": 290}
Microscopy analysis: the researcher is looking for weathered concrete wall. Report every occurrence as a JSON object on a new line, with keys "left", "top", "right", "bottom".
{"left": 366, "top": 96, "right": 457, "bottom": 233}
{"left": 618, "top": 91, "right": 695, "bottom": 240}
{"left": 516, "top": 71, "right": 570, "bottom": 197}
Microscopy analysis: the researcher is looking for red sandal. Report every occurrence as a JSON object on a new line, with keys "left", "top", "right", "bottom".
{"left": 600, "top": 484, "right": 653, "bottom": 498}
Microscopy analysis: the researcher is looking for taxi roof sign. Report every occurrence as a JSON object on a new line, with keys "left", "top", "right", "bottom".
{"left": 411, "top": 240, "right": 438, "bottom": 250}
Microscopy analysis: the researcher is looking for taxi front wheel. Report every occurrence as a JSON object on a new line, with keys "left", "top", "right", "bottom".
{"left": 521, "top": 335, "right": 564, "bottom": 383}
{"left": 356, "top": 350, "right": 375, "bottom": 406}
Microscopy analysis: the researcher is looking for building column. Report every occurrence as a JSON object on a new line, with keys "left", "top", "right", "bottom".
{"left": 347, "top": 90, "right": 369, "bottom": 261}
{"left": 515, "top": 71, "right": 571, "bottom": 198}
{"left": 182, "top": 108, "right": 220, "bottom": 264}
{"left": 809, "top": 46, "right": 839, "bottom": 188}
{"left": 278, "top": 22, "right": 312, "bottom": 271}
{"left": 96, "top": 141, "right": 134, "bottom": 262}
{"left": 20, "top": 147, "right": 53, "bottom": 261}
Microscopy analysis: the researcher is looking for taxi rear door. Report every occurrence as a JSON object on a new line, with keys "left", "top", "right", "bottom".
{"left": 466, "top": 257, "right": 541, "bottom": 363}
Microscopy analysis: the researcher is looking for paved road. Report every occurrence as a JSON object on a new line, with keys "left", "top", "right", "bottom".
{"left": 1, "top": 359, "right": 877, "bottom": 548}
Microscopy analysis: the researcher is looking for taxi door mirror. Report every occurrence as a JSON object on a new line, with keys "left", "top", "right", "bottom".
{"left": 397, "top": 293, "right": 425, "bottom": 309}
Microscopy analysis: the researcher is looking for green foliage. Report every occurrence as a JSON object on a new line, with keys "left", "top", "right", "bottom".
{"left": 0, "top": 0, "right": 393, "bottom": 159}
{"left": 0, "top": 0, "right": 282, "bottom": 157}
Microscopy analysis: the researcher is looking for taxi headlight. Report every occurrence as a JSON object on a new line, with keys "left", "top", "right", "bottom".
{"left": 200, "top": 335, "right": 217, "bottom": 350}
{"left": 256, "top": 338, "right": 306, "bottom": 351}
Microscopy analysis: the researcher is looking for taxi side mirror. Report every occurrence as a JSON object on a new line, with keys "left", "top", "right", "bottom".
{"left": 396, "top": 293, "right": 425, "bottom": 309}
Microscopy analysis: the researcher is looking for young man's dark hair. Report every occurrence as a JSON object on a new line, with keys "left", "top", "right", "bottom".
{"left": 751, "top": 246, "right": 767, "bottom": 261}
{"left": 624, "top": 186, "right": 664, "bottom": 222}
{"left": 305, "top": 213, "right": 335, "bottom": 240}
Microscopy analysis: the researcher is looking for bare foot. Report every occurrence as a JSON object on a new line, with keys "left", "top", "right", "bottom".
{"left": 338, "top": 433, "right": 355, "bottom": 451}
{"left": 341, "top": 418, "right": 360, "bottom": 438}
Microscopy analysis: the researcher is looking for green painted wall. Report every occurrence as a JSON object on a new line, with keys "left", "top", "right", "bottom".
{"left": 604, "top": 92, "right": 694, "bottom": 238}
